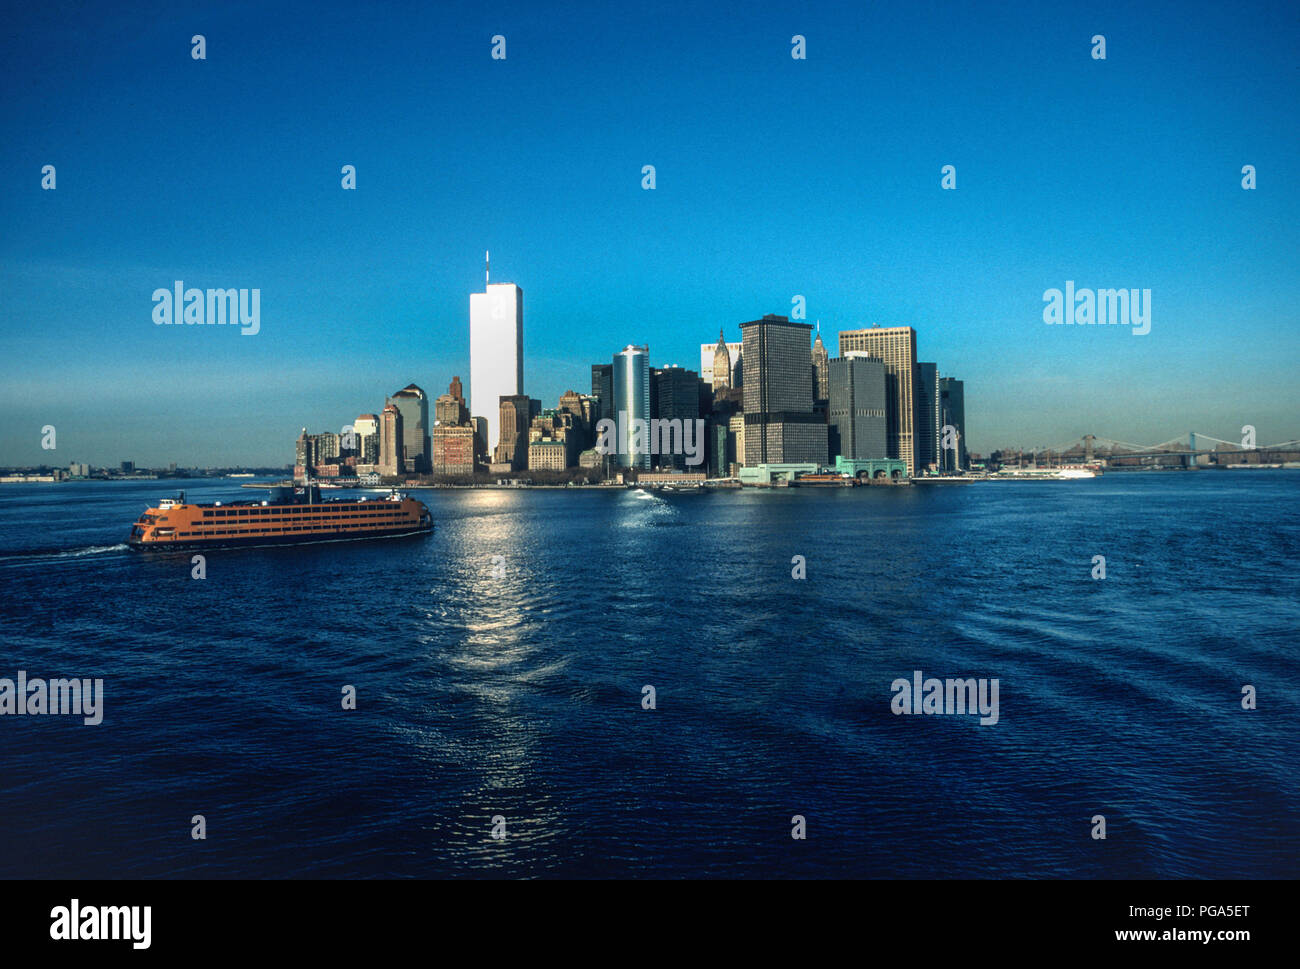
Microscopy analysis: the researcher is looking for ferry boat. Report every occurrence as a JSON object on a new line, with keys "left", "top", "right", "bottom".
{"left": 791, "top": 473, "right": 855, "bottom": 487}
{"left": 993, "top": 465, "right": 1100, "bottom": 480}
{"left": 128, "top": 484, "right": 432, "bottom": 551}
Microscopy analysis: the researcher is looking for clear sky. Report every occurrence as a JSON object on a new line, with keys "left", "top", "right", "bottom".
{"left": 2, "top": 0, "right": 1297, "bottom": 466}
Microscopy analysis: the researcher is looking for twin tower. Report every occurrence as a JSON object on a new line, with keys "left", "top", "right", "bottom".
{"left": 468, "top": 254, "right": 524, "bottom": 458}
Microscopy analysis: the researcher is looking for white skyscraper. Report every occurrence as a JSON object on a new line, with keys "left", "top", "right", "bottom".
{"left": 469, "top": 267, "right": 523, "bottom": 457}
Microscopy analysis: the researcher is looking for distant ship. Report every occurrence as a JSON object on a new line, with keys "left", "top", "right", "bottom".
{"left": 994, "top": 466, "right": 1100, "bottom": 480}
{"left": 790, "top": 473, "right": 855, "bottom": 487}
{"left": 128, "top": 484, "right": 432, "bottom": 550}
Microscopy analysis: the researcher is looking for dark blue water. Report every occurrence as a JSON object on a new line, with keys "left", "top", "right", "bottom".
{"left": 1, "top": 473, "right": 1297, "bottom": 878}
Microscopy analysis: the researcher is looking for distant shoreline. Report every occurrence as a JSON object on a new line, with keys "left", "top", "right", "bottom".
{"left": 4, "top": 465, "right": 1298, "bottom": 492}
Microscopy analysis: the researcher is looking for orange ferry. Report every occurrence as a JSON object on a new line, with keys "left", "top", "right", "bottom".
{"left": 128, "top": 484, "right": 433, "bottom": 551}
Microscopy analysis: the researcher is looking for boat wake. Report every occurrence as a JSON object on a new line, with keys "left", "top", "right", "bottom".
{"left": 0, "top": 543, "right": 131, "bottom": 564}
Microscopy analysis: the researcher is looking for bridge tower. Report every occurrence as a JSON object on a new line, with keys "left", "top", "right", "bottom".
{"left": 1084, "top": 434, "right": 1095, "bottom": 464}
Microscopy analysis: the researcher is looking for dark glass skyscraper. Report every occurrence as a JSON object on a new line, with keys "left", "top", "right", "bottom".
{"left": 829, "top": 356, "right": 887, "bottom": 460}
{"left": 939, "top": 376, "right": 967, "bottom": 471}
{"left": 591, "top": 363, "right": 613, "bottom": 423}
{"left": 915, "top": 362, "right": 940, "bottom": 474}
{"left": 740, "top": 314, "right": 827, "bottom": 465}
{"left": 652, "top": 365, "right": 702, "bottom": 470}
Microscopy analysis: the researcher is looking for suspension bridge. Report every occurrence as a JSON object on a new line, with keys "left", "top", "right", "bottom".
{"left": 995, "top": 433, "right": 1300, "bottom": 469}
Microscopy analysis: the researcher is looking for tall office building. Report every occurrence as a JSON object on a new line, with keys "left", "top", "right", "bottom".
{"left": 470, "top": 272, "right": 523, "bottom": 458}
{"left": 379, "top": 403, "right": 404, "bottom": 476}
{"left": 435, "top": 377, "right": 469, "bottom": 427}
{"left": 652, "top": 365, "right": 702, "bottom": 470}
{"left": 354, "top": 413, "right": 377, "bottom": 448}
{"left": 432, "top": 377, "right": 474, "bottom": 476}
{"left": 706, "top": 419, "right": 729, "bottom": 477}
{"left": 590, "top": 363, "right": 613, "bottom": 422}
{"left": 915, "top": 362, "right": 941, "bottom": 475}
{"left": 939, "top": 377, "right": 967, "bottom": 471}
{"left": 294, "top": 429, "right": 311, "bottom": 477}
{"left": 728, "top": 414, "right": 745, "bottom": 470}
{"left": 741, "top": 314, "right": 828, "bottom": 465}
{"left": 811, "top": 329, "right": 830, "bottom": 402}
{"left": 311, "top": 431, "right": 341, "bottom": 464}
{"left": 613, "top": 345, "right": 651, "bottom": 469}
{"left": 354, "top": 413, "right": 379, "bottom": 466}
{"left": 837, "top": 325, "right": 919, "bottom": 475}
{"left": 493, "top": 394, "right": 531, "bottom": 470}
{"left": 829, "top": 356, "right": 887, "bottom": 460}
{"left": 389, "top": 384, "right": 430, "bottom": 473}
{"left": 653, "top": 366, "right": 701, "bottom": 419}
{"left": 700, "top": 337, "right": 743, "bottom": 389}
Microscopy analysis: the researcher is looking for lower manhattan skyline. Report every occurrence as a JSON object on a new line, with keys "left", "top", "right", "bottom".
{"left": 2, "top": 259, "right": 1297, "bottom": 468}
{"left": 2, "top": 0, "right": 1297, "bottom": 467}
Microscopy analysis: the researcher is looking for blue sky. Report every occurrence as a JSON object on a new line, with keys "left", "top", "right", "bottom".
{"left": 2, "top": 0, "right": 1297, "bottom": 465}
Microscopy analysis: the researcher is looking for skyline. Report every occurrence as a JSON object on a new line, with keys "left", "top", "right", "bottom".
{"left": 2, "top": 0, "right": 1298, "bottom": 465}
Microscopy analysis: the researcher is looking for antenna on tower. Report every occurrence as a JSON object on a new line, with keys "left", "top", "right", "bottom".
{"left": 485, "top": 250, "right": 490, "bottom": 286}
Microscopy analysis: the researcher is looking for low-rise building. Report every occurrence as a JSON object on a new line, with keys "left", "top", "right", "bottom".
{"left": 528, "top": 437, "right": 570, "bottom": 471}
